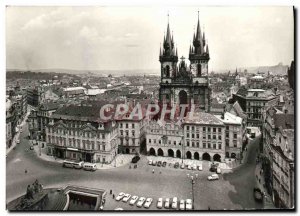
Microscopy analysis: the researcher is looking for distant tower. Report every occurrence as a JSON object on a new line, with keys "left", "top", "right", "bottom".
{"left": 159, "top": 14, "right": 178, "bottom": 80}
{"left": 189, "top": 11, "right": 210, "bottom": 77}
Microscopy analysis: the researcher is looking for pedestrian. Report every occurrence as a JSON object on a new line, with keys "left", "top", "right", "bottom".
{"left": 25, "top": 169, "right": 27, "bottom": 174}
{"left": 152, "top": 169, "right": 154, "bottom": 174}
{"left": 113, "top": 194, "right": 115, "bottom": 199}
{"left": 110, "top": 189, "right": 112, "bottom": 195}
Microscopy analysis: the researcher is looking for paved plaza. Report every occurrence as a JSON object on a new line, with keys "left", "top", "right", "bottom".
{"left": 6, "top": 123, "right": 263, "bottom": 210}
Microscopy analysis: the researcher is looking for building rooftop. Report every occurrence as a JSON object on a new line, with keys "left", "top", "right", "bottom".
{"left": 216, "top": 112, "right": 243, "bottom": 125}
{"left": 184, "top": 111, "right": 224, "bottom": 126}
{"left": 274, "top": 114, "right": 294, "bottom": 129}
{"left": 63, "top": 87, "right": 86, "bottom": 92}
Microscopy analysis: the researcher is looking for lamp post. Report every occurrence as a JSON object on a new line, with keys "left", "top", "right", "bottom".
{"left": 181, "top": 135, "right": 184, "bottom": 164}
{"left": 187, "top": 173, "right": 196, "bottom": 210}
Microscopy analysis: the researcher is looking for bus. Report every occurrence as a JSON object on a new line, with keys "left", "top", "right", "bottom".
{"left": 63, "top": 160, "right": 74, "bottom": 168}
{"left": 83, "top": 163, "right": 97, "bottom": 171}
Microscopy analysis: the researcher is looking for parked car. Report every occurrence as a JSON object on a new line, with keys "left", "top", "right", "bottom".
{"left": 209, "top": 163, "right": 218, "bottom": 172}
{"left": 180, "top": 164, "right": 185, "bottom": 169}
{"left": 192, "top": 164, "right": 197, "bottom": 170}
{"left": 185, "top": 199, "right": 193, "bottom": 210}
{"left": 129, "top": 196, "right": 139, "bottom": 205}
{"left": 164, "top": 198, "right": 170, "bottom": 208}
{"left": 152, "top": 161, "right": 157, "bottom": 166}
{"left": 122, "top": 193, "right": 131, "bottom": 202}
{"left": 157, "top": 198, "right": 163, "bottom": 209}
{"left": 174, "top": 162, "right": 180, "bottom": 169}
{"left": 179, "top": 199, "right": 185, "bottom": 210}
{"left": 208, "top": 174, "right": 219, "bottom": 181}
{"left": 16, "top": 140, "right": 20, "bottom": 144}
{"left": 157, "top": 161, "right": 162, "bottom": 167}
{"left": 116, "top": 192, "right": 126, "bottom": 201}
{"left": 253, "top": 187, "right": 263, "bottom": 202}
{"left": 187, "top": 165, "right": 192, "bottom": 170}
{"left": 148, "top": 160, "right": 153, "bottom": 165}
{"left": 29, "top": 146, "right": 34, "bottom": 150}
{"left": 162, "top": 161, "right": 167, "bottom": 167}
{"left": 197, "top": 165, "right": 203, "bottom": 171}
{"left": 216, "top": 167, "right": 222, "bottom": 174}
{"left": 144, "top": 198, "right": 153, "bottom": 208}
{"left": 172, "top": 197, "right": 178, "bottom": 209}
{"left": 131, "top": 155, "right": 140, "bottom": 163}
{"left": 137, "top": 197, "right": 146, "bottom": 207}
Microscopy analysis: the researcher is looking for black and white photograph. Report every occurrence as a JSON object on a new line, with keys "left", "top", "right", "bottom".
{"left": 4, "top": 3, "right": 296, "bottom": 212}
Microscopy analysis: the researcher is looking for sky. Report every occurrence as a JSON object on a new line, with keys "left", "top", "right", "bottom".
{"left": 6, "top": 6, "right": 294, "bottom": 72}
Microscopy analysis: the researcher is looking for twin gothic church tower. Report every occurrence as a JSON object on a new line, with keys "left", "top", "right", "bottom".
{"left": 159, "top": 13, "right": 211, "bottom": 112}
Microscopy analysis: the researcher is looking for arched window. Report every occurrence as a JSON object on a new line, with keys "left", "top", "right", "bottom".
{"left": 165, "top": 65, "right": 170, "bottom": 77}
{"left": 197, "top": 64, "right": 202, "bottom": 76}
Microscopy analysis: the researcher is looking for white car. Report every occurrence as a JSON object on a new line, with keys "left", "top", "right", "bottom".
{"left": 179, "top": 199, "right": 185, "bottom": 210}
{"left": 164, "top": 198, "right": 170, "bottom": 209}
{"left": 185, "top": 199, "right": 193, "bottom": 210}
{"left": 157, "top": 198, "right": 163, "bottom": 209}
{"left": 187, "top": 165, "right": 192, "bottom": 170}
{"left": 16, "top": 140, "right": 20, "bottom": 144}
{"left": 208, "top": 174, "right": 219, "bottom": 181}
{"left": 144, "top": 198, "right": 153, "bottom": 208}
{"left": 116, "top": 192, "right": 125, "bottom": 201}
{"left": 192, "top": 164, "right": 197, "bottom": 170}
{"left": 180, "top": 164, "right": 185, "bottom": 169}
{"left": 122, "top": 193, "right": 131, "bottom": 202}
{"left": 137, "top": 197, "right": 146, "bottom": 207}
{"left": 171, "top": 197, "right": 178, "bottom": 209}
{"left": 198, "top": 165, "right": 203, "bottom": 171}
{"left": 148, "top": 160, "right": 152, "bottom": 165}
{"left": 216, "top": 167, "right": 222, "bottom": 174}
{"left": 129, "top": 195, "right": 139, "bottom": 205}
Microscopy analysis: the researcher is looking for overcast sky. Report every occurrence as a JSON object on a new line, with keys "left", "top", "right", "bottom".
{"left": 6, "top": 6, "right": 294, "bottom": 72}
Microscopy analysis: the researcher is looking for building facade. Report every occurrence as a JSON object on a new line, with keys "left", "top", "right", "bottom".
{"left": 45, "top": 104, "right": 118, "bottom": 164}
{"left": 271, "top": 128, "right": 294, "bottom": 209}
{"left": 233, "top": 88, "right": 279, "bottom": 127}
{"left": 146, "top": 112, "right": 230, "bottom": 162}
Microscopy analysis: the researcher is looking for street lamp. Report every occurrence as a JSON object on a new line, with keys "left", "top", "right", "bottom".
{"left": 181, "top": 135, "right": 184, "bottom": 164}
{"left": 187, "top": 172, "right": 197, "bottom": 210}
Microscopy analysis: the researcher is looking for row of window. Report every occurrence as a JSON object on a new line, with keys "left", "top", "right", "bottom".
{"left": 186, "top": 126, "right": 222, "bottom": 133}
{"left": 120, "top": 130, "right": 135, "bottom": 137}
{"left": 186, "top": 133, "right": 223, "bottom": 140}
{"left": 49, "top": 128, "right": 107, "bottom": 139}
{"left": 119, "top": 123, "right": 135, "bottom": 129}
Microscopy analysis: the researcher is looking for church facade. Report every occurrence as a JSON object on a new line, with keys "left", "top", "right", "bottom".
{"left": 159, "top": 14, "right": 211, "bottom": 112}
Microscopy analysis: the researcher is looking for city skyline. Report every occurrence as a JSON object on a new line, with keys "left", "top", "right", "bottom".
{"left": 6, "top": 6, "right": 294, "bottom": 72}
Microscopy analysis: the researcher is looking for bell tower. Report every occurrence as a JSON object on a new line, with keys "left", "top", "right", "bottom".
{"left": 159, "top": 14, "right": 178, "bottom": 83}
{"left": 189, "top": 11, "right": 210, "bottom": 77}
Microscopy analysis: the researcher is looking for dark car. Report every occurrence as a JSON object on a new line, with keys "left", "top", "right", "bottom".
{"left": 174, "top": 162, "right": 180, "bottom": 169}
{"left": 209, "top": 163, "right": 218, "bottom": 172}
{"left": 253, "top": 188, "right": 263, "bottom": 202}
{"left": 162, "top": 161, "right": 167, "bottom": 167}
{"left": 157, "top": 161, "right": 162, "bottom": 167}
{"left": 131, "top": 155, "right": 140, "bottom": 163}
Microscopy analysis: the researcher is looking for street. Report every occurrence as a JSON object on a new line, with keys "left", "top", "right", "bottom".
{"left": 6, "top": 122, "right": 262, "bottom": 210}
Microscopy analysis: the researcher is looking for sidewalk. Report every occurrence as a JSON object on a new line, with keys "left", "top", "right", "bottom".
{"left": 255, "top": 159, "right": 276, "bottom": 209}
{"left": 34, "top": 145, "right": 134, "bottom": 170}
{"left": 6, "top": 111, "right": 30, "bottom": 155}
